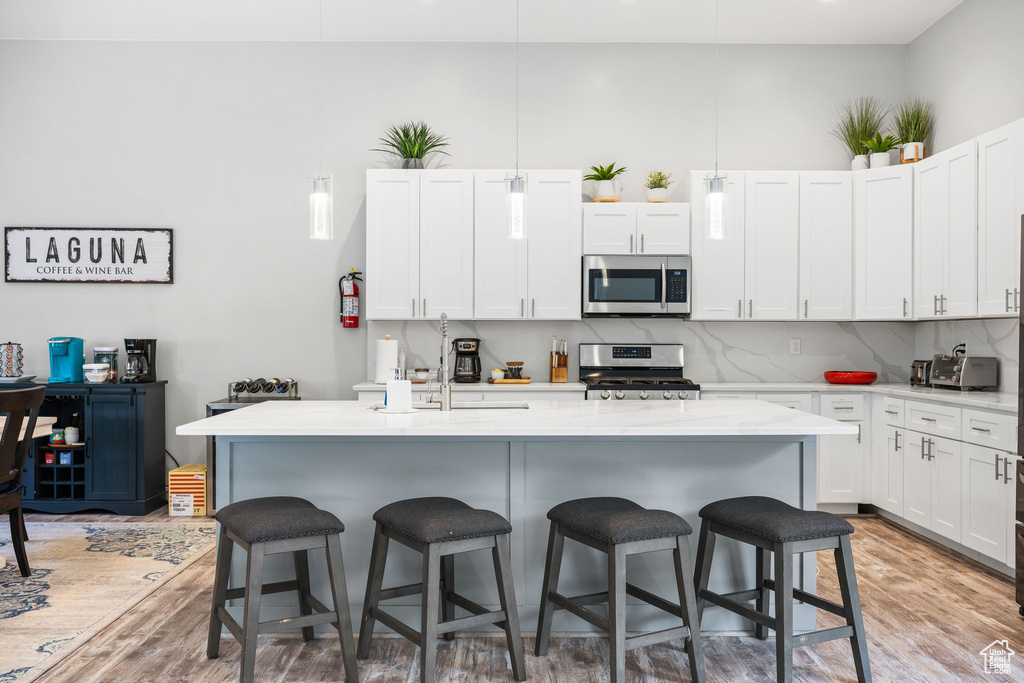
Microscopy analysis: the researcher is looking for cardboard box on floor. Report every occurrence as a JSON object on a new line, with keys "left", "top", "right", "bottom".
{"left": 169, "top": 464, "right": 208, "bottom": 516}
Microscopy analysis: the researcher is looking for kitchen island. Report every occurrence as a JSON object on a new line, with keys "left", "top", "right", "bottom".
{"left": 177, "top": 399, "right": 856, "bottom": 633}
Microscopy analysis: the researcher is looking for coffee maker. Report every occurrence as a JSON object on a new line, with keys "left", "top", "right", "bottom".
{"left": 451, "top": 338, "right": 482, "bottom": 383}
{"left": 121, "top": 339, "right": 157, "bottom": 383}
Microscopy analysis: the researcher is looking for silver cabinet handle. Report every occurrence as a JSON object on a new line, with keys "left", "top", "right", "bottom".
{"left": 520, "top": 299, "right": 524, "bottom": 317}
{"left": 903, "top": 297, "right": 909, "bottom": 317}
{"left": 532, "top": 299, "right": 536, "bottom": 317}
{"left": 640, "top": 234, "right": 645, "bottom": 253}
{"left": 921, "top": 436, "right": 927, "bottom": 459}
{"left": 894, "top": 431, "right": 901, "bottom": 451}
{"left": 856, "top": 424, "right": 861, "bottom": 444}
{"left": 738, "top": 299, "right": 743, "bottom": 318}
{"left": 920, "top": 417, "right": 936, "bottom": 422}
{"left": 940, "top": 295, "right": 947, "bottom": 315}
{"left": 1006, "top": 288, "right": 1013, "bottom": 313}
{"left": 629, "top": 234, "right": 634, "bottom": 253}
{"left": 748, "top": 300, "right": 753, "bottom": 318}
{"left": 971, "top": 426, "right": 991, "bottom": 433}
{"left": 933, "top": 295, "right": 940, "bottom": 316}
{"left": 660, "top": 263, "right": 667, "bottom": 309}
{"left": 995, "top": 452, "right": 1002, "bottom": 480}
{"left": 423, "top": 298, "right": 426, "bottom": 314}
{"left": 1015, "top": 288, "right": 1020, "bottom": 312}
{"left": 1004, "top": 456, "right": 1012, "bottom": 483}
{"left": 804, "top": 300, "right": 808, "bottom": 318}
{"left": 412, "top": 298, "right": 417, "bottom": 317}
{"left": 833, "top": 406, "right": 855, "bottom": 411}
{"left": 928, "top": 439, "right": 935, "bottom": 460}
{"left": 884, "top": 410, "right": 899, "bottom": 416}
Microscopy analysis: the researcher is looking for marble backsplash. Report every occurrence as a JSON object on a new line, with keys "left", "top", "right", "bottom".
{"left": 914, "top": 318, "right": 1019, "bottom": 393}
{"left": 366, "top": 319, "right": 919, "bottom": 386}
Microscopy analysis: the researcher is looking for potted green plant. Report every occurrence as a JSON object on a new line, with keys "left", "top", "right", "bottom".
{"left": 831, "top": 97, "right": 888, "bottom": 171}
{"left": 583, "top": 163, "right": 628, "bottom": 202}
{"left": 863, "top": 133, "right": 900, "bottom": 168}
{"left": 372, "top": 121, "right": 450, "bottom": 169}
{"left": 893, "top": 97, "right": 934, "bottom": 164}
{"left": 643, "top": 171, "right": 673, "bottom": 203}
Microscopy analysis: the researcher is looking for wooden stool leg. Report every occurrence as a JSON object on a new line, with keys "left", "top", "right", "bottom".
{"left": 326, "top": 534, "right": 360, "bottom": 683}
{"left": 357, "top": 523, "right": 389, "bottom": 660}
{"left": 492, "top": 534, "right": 526, "bottom": 682}
{"left": 293, "top": 549, "right": 315, "bottom": 642}
{"left": 754, "top": 546, "right": 771, "bottom": 640}
{"left": 240, "top": 543, "right": 265, "bottom": 683}
{"left": 693, "top": 519, "right": 716, "bottom": 624}
{"left": 535, "top": 520, "right": 564, "bottom": 656}
{"left": 608, "top": 544, "right": 627, "bottom": 683}
{"left": 207, "top": 526, "right": 234, "bottom": 659}
{"left": 836, "top": 535, "right": 872, "bottom": 683}
{"left": 9, "top": 506, "right": 30, "bottom": 577}
{"left": 420, "top": 543, "right": 441, "bottom": 683}
{"left": 773, "top": 542, "right": 794, "bottom": 683}
{"left": 441, "top": 554, "right": 455, "bottom": 642}
{"left": 674, "top": 536, "right": 706, "bottom": 683}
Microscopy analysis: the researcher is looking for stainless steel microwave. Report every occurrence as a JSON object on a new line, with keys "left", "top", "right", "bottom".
{"left": 582, "top": 255, "right": 691, "bottom": 317}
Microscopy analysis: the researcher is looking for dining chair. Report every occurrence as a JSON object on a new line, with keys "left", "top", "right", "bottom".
{"left": 0, "top": 386, "right": 46, "bottom": 576}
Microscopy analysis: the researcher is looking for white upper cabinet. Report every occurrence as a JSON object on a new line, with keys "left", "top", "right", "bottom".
{"left": 419, "top": 171, "right": 475, "bottom": 320}
{"left": 799, "top": 172, "right": 852, "bottom": 320}
{"left": 526, "top": 171, "right": 583, "bottom": 319}
{"left": 474, "top": 171, "right": 529, "bottom": 319}
{"left": 914, "top": 140, "right": 978, "bottom": 319}
{"left": 583, "top": 203, "right": 689, "bottom": 255}
{"left": 854, "top": 165, "right": 914, "bottom": 320}
{"left": 690, "top": 171, "right": 747, "bottom": 319}
{"left": 744, "top": 172, "right": 800, "bottom": 320}
{"left": 977, "top": 120, "right": 1022, "bottom": 317}
{"left": 366, "top": 170, "right": 420, "bottom": 319}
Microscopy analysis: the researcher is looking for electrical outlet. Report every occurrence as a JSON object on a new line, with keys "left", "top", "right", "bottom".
{"left": 789, "top": 338, "right": 801, "bottom": 355}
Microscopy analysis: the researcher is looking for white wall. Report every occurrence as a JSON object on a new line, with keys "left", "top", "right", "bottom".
{"left": 909, "top": 0, "right": 1024, "bottom": 151}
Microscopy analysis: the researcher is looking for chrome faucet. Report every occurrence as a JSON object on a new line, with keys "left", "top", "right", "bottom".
{"left": 426, "top": 313, "right": 453, "bottom": 411}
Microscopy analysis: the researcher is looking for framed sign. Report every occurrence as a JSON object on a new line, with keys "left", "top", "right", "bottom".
{"left": 5, "top": 227, "right": 173, "bottom": 284}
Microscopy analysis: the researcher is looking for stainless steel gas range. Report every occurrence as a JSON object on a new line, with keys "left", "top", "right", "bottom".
{"left": 580, "top": 343, "right": 700, "bottom": 401}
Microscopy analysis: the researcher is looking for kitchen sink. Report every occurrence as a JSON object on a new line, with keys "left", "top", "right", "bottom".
{"left": 369, "top": 401, "right": 529, "bottom": 411}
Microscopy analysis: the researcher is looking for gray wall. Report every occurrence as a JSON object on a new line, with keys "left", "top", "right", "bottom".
{"left": 909, "top": 0, "right": 1024, "bottom": 150}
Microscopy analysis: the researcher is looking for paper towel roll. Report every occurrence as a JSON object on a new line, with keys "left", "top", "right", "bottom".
{"left": 375, "top": 338, "right": 399, "bottom": 384}
{"left": 384, "top": 379, "right": 413, "bottom": 412}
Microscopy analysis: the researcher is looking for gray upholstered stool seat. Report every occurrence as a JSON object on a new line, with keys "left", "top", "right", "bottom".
{"left": 373, "top": 496, "right": 511, "bottom": 542}
{"left": 216, "top": 496, "right": 344, "bottom": 543}
{"left": 536, "top": 497, "right": 705, "bottom": 683}
{"left": 698, "top": 496, "right": 854, "bottom": 543}
{"left": 548, "top": 496, "right": 692, "bottom": 543}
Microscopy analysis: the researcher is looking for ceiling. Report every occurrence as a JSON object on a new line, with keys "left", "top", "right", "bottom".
{"left": 0, "top": 0, "right": 965, "bottom": 44}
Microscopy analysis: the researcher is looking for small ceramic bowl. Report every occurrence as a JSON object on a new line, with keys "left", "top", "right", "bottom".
{"left": 491, "top": 370, "right": 506, "bottom": 381}
{"left": 414, "top": 368, "right": 430, "bottom": 380}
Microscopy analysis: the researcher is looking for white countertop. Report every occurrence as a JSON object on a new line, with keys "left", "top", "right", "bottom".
{"left": 353, "top": 381, "right": 585, "bottom": 393}
{"left": 177, "top": 399, "right": 856, "bottom": 438}
{"left": 700, "top": 382, "right": 1018, "bottom": 413}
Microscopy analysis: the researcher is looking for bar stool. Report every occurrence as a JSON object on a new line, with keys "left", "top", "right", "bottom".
{"left": 535, "top": 497, "right": 705, "bottom": 683}
{"left": 207, "top": 496, "right": 358, "bottom": 683}
{"left": 357, "top": 497, "right": 525, "bottom": 683}
{"left": 693, "top": 496, "right": 871, "bottom": 683}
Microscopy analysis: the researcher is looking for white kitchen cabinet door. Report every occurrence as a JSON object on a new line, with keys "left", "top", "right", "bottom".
{"left": 904, "top": 433, "right": 931, "bottom": 529}
{"left": 583, "top": 204, "right": 636, "bottom": 255}
{"left": 527, "top": 171, "right": 583, "bottom": 319}
{"left": 755, "top": 393, "right": 813, "bottom": 412}
{"left": 944, "top": 141, "right": 978, "bottom": 318}
{"left": 930, "top": 437, "right": 962, "bottom": 542}
{"left": 962, "top": 443, "right": 1016, "bottom": 564}
{"left": 798, "top": 172, "right": 852, "bottom": 320}
{"left": 637, "top": 204, "right": 690, "bottom": 255}
{"left": 883, "top": 427, "right": 905, "bottom": 516}
{"left": 690, "top": 171, "right": 747, "bottom": 319}
{"left": 913, "top": 155, "right": 948, "bottom": 319}
{"left": 366, "top": 169, "right": 420, "bottom": 319}
{"left": 977, "top": 121, "right": 1020, "bottom": 317}
{"left": 745, "top": 172, "right": 800, "bottom": 320}
{"left": 818, "top": 422, "right": 864, "bottom": 504}
{"left": 854, "top": 165, "right": 913, "bottom": 320}
{"left": 419, "top": 171, "right": 475, "bottom": 320}
{"left": 474, "top": 172, "right": 528, "bottom": 319}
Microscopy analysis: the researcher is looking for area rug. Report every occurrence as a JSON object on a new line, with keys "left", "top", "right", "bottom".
{"left": 0, "top": 522, "right": 215, "bottom": 682}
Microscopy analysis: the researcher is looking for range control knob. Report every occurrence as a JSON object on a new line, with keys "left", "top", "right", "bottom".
{"left": 614, "top": 390, "right": 626, "bottom": 400}
{"left": 638, "top": 390, "right": 650, "bottom": 400}
{"left": 678, "top": 391, "right": 689, "bottom": 400}
{"left": 663, "top": 391, "right": 674, "bottom": 400}
{"left": 600, "top": 390, "right": 611, "bottom": 400}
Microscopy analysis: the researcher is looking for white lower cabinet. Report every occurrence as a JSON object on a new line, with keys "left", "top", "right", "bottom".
{"left": 756, "top": 393, "right": 813, "bottom": 412}
{"left": 962, "top": 443, "right": 1017, "bottom": 566}
{"left": 904, "top": 433, "right": 962, "bottom": 542}
{"left": 818, "top": 421, "right": 865, "bottom": 504}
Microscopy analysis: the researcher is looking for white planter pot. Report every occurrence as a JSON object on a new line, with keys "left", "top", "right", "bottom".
{"left": 851, "top": 155, "right": 869, "bottom": 171}
{"left": 869, "top": 152, "right": 892, "bottom": 169}
{"left": 646, "top": 187, "right": 668, "bottom": 203}
{"left": 594, "top": 179, "right": 620, "bottom": 201}
{"left": 902, "top": 142, "right": 926, "bottom": 163}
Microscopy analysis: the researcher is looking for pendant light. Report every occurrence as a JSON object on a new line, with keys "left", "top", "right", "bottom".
{"left": 704, "top": 0, "right": 729, "bottom": 241}
{"left": 505, "top": 0, "right": 527, "bottom": 240}
{"left": 310, "top": 0, "right": 333, "bottom": 240}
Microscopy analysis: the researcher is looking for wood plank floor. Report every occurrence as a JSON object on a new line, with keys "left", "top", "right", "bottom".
{"left": 20, "top": 512, "right": 1024, "bottom": 682}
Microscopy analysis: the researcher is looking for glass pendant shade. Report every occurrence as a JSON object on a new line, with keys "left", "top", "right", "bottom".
{"left": 310, "top": 174, "right": 333, "bottom": 240}
{"left": 704, "top": 172, "right": 730, "bottom": 240}
{"left": 505, "top": 172, "right": 528, "bottom": 240}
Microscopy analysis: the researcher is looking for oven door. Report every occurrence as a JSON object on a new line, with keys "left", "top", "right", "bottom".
{"left": 583, "top": 255, "right": 690, "bottom": 316}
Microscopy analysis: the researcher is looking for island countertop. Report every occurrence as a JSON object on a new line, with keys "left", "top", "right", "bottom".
{"left": 176, "top": 398, "right": 857, "bottom": 438}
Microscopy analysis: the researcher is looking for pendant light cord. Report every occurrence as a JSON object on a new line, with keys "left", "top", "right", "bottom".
{"left": 515, "top": 0, "right": 520, "bottom": 176}
{"left": 713, "top": 0, "right": 719, "bottom": 178}
{"left": 318, "top": 0, "right": 324, "bottom": 175}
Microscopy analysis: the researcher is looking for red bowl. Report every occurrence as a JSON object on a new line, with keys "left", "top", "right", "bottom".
{"left": 824, "top": 371, "right": 878, "bottom": 385}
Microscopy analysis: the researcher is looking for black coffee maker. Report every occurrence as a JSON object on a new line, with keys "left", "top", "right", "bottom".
{"left": 452, "top": 338, "right": 482, "bottom": 383}
{"left": 121, "top": 338, "right": 157, "bottom": 383}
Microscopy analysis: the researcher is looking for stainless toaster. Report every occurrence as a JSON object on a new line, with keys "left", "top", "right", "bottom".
{"left": 929, "top": 355, "right": 998, "bottom": 390}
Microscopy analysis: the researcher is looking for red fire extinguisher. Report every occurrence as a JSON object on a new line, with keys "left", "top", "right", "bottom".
{"left": 340, "top": 269, "right": 363, "bottom": 328}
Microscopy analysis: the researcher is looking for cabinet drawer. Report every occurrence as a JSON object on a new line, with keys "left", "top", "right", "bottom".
{"left": 878, "top": 397, "right": 904, "bottom": 427}
{"left": 701, "top": 393, "right": 756, "bottom": 400}
{"left": 820, "top": 394, "right": 865, "bottom": 420}
{"left": 905, "top": 400, "right": 961, "bottom": 439}
{"left": 756, "top": 393, "right": 813, "bottom": 412}
{"left": 962, "top": 409, "right": 1017, "bottom": 451}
